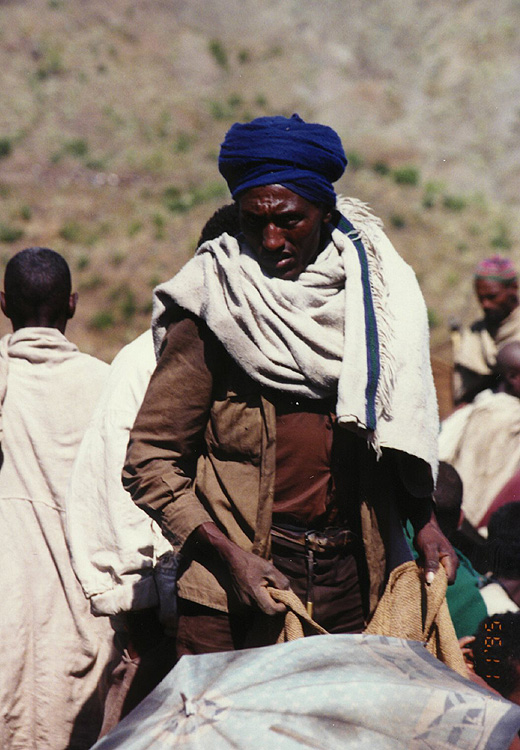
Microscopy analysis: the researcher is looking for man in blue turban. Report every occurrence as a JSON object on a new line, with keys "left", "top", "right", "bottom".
{"left": 124, "top": 115, "right": 457, "bottom": 657}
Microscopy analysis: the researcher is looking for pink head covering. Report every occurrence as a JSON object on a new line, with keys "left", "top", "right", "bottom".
{"left": 474, "top": 255, "right": 517, "bottom": 283}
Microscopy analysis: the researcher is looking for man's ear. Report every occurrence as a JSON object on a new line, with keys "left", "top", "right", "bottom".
{"left": 322, "top": 208, "right": 333, "bottom": 225}
{"left": 68, "top": 292, "right": 78, "bottom": 320}
{"left": 0, "top": 291, "right": 8, "bottom": 319}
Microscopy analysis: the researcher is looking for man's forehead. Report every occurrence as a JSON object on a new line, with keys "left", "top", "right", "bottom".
{"left": 238, "top": 185, "right": 315, "bottom": 214}
{"left": 475, "top": 278, "right": 509, "bottom": 295}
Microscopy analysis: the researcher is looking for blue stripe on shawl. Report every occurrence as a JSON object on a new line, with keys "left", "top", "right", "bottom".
{"left": 337, "top": 214, "right": 380, "bottom": 430}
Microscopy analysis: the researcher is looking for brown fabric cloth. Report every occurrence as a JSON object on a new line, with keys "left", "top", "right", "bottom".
{"left": 364, "top": 561, "right": 468, "bottom": 677}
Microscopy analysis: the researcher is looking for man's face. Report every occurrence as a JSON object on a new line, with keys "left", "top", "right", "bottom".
{"left": 237, "top": 185, "right": 332, "bottom": 280}
{"left": 475, "top": 278, "right": 518, "bottom": 325}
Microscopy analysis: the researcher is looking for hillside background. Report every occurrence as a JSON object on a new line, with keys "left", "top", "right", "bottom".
{"left": 1, "top": 0, "right": 520, "bottom": 397}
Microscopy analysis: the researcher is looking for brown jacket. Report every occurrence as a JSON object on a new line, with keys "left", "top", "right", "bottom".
{"left": 124, "top": 308, "right": 417, "bottom": 617}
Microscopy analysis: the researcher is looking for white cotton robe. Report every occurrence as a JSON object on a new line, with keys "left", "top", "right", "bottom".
{"left": 0, "top": 328, "right": 114, "bottom": 750}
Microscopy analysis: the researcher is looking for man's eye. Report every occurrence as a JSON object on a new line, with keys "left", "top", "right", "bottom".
{"left": 241, "top": 215, "right": 261, "bottom": 228}
{"left": 280, "top": 216, "right": 301, "bottom": 228}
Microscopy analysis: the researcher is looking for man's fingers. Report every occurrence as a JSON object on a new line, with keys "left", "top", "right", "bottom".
{"left": 254, "top": 585, "right": 287, "bottom": 615}
{"left": 266, "top": 569, "right": 291, "bottom": 591}
{"left": 440, "top": 551, "right": 458, "bottom": 585}
{"left": 423, "top": 544, "right": 440, "bottom": 584}
{"left": 424, "top": 548, "right": 458, "bottom": 585}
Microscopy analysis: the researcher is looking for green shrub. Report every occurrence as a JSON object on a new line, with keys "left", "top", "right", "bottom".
{"left": 89, "top": 310, "right": 115, "bottom": 330}
{"left": 427, "top": 308, "right": 440, "bottom": 329}
{"left": 119, "top": 290, "right": 137, "bottom": 321}
{"left": 390, "top": 214, "right": 406, "bottom": 229}
{"left": 85, "top": 158, "right": 108, "bottom": 171}
{"left": 59, "top": 221, "right": 82, "bottom": 242}
{"left": 152, "top": 213, "right": 166, "bottom": 240}
{"left": 209, "top": 40, "right": 228, "bottom": 70}
{"left": 373, "top": 161, "right": 390, "bottom": 176}
{"left": 238, "top": 49, "right": 251, "bottom": 64}
{"left": 19, "top": 205, "right": 32, "bottom": 221}
{"left": 346, "top": 151, "right": 364, "bottom": 170}
{"left": 163, "top": 182, "right": 226, "bottom": 214}
{"left": 63, "top": 138, "right": 89, "bottom": 158}
{"left": 443, "top": 194, "right": 467, "bottom": 211}
{"left": 173, "top": 132, "right": 194, "bottom": 153}
{"left": 128, "top": 221, "right": 143, "bottom": 238}
{"left": 228, "top": 93, "right": 242, "bottom": 109}
{"left": 422, "top": 182, "right": 443, "bottom": 209}
{"left": 208, "top": 101, "right": 229, "bottom": 120}
{"left": 79, "top": 274, "right": 103, "bottom": 291}
{"left": 35, "top": 45, "right": 64, "bottom": 79}
{"left": 0, "top": 138, "right": 12, "bottom": 158}
{"left": 393, "top": 166, "right": 420, "bottom": 186}
{"left": 76, "top": 254, "right": 90, "bottom": 271}
{"left": 0, "top": 224, "right": 23, "bottom": 243}
{"left": 491, "top": 222, "right": 512, "bottom": 250}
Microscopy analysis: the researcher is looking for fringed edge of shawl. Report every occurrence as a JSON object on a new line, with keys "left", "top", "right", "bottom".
{"left": 336, "top": 195, "right": 397, "bottom": 427}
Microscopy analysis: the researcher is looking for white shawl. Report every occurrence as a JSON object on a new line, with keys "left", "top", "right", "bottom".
{"left": 153, "top": 197, "right": 438, "bottom": 477}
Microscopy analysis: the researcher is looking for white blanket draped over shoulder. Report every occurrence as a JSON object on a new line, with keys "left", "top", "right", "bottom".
{"left": 153, "top": 196, "right": 438, "bottom": 480}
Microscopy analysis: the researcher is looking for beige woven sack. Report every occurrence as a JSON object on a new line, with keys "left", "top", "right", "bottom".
{"left": 269, "top": 561, "right": 468, "bottom": 678}
{"left": 364, "top": 561, "right": 468, "bottom": 677}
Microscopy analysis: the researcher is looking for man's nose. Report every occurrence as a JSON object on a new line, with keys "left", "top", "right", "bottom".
{"left": 262, "top": 223, "right": 284, "bottom": 252}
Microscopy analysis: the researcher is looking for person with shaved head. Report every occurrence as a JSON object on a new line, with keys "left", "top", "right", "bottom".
{"left": 0, "top": 248, "right": 114, "bottom": 749}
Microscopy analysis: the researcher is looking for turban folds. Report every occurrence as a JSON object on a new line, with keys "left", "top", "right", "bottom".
{"left": 475, "top": 255, "right": 517, "bottom": 283}
{"left": 218, "top": 114, "right": 347, "bottom": 206}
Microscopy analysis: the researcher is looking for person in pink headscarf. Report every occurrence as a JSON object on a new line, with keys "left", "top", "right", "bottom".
{"left": 452, "top": 255, "right": 520, "bottom": 405}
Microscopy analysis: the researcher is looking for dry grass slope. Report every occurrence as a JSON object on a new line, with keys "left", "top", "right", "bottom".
{"left": 1, "top": 0, "right": 519, "bottom": 365}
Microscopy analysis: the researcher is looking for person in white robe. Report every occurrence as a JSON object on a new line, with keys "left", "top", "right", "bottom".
{"left": 0, "top": 247, "right": 115, "bottom": 750}
{"left": 440, "top": 341, "right": 520, "bottom": 530}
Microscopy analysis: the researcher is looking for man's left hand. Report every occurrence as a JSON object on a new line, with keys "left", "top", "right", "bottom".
{"left": 414, "top": 514, "right": 458, "bottom": 585}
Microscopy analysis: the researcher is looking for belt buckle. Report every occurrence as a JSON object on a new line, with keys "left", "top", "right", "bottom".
{"left": 305, "top": 529, "right": 351, "bottom": 552}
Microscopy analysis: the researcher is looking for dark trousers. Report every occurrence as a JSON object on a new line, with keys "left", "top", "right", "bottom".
{"left": 176, "top": 533, "right": 364, "bottom": 658}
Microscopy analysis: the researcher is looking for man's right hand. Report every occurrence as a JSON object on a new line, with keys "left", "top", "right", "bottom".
{"left": 193, "top": 522, "right": 290, "bottom": 615}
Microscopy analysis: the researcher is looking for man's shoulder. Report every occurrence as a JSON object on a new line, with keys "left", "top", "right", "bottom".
{"left": 70, "top": 348, "right": 110, "bottom": 380}
{"left": 498, "top": 304, "right": 520, "bottom": 340}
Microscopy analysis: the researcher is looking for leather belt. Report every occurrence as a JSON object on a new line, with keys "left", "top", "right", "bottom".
{"left": 271, "top": 525, "right": 355, "bottom": 553}
{"left": 271, "top": 524, "right": 356, "bottom": 618}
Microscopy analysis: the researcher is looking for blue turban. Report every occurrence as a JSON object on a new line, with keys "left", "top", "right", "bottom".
{"left": 218, "top": 114, "right": 347, "bottom": 206}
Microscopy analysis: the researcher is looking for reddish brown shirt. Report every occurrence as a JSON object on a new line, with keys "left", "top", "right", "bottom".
{"left": 272, "top": 396, "right": 339, "bottom": 527}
